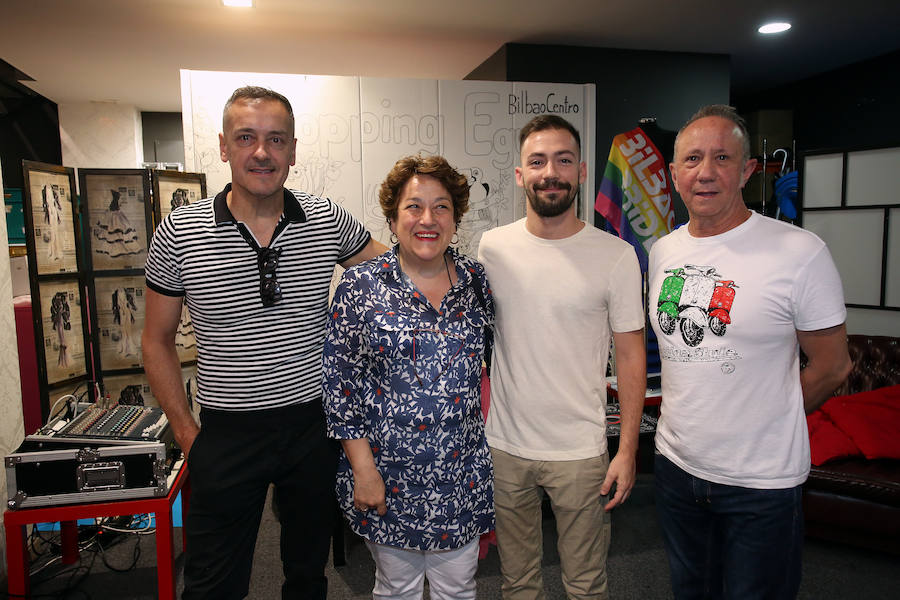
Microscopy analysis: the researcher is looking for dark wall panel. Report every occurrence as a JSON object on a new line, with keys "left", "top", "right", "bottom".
{"left": 465, "top": 45, "right": 508, "bottom": 82}
{"left": 141, "top": 111, "right": 185, "bottom": 165}
{"left": 736, "top": 50, "right": 900, "bottom": 153}
{"left": 0, "top": 100, "right": 62, "bottom": 189}
{"left": 1, "top": 60, "right": 61, "bottom": 188}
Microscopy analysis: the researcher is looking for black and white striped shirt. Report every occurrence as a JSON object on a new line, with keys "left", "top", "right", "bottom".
{"left": 145, "top": 185, "right": 371, "bottom": 411}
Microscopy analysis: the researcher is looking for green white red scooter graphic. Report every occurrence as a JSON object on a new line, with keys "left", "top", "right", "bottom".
{"left": 657, "top": 265, "right": 738, "bottom": 347}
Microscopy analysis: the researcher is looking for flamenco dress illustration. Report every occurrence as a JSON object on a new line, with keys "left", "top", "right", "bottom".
{"left": 175, "top": 303, "right": 196, "bottom": 350}
{"left": 42, "top": 185, "right": 64, "bottom": 261}
{"left": 112, "top": 288, "right": 138, "bottom": 357}
{"left": 94, "top": 189, "right": 141, "bottom": 257}
{"left": 50, "top": 292, "right": 71, "bottom": 367}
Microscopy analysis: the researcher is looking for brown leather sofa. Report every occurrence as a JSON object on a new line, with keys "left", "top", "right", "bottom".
{"left": 802, "top": 335, "right": 900, "bottom": 554}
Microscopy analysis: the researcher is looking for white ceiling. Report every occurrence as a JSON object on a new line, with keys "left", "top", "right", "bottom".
{"left": 1, "top": 0, "right": 899, "bottom": 112}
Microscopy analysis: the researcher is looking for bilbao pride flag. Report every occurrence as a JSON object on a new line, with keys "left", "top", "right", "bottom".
{"left": 594, "top": 127, "right": 674, "bottom": 271}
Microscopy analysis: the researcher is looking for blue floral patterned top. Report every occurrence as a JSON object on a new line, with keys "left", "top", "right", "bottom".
{"left": 323, "top": 246, "right": 494, "bottom": 551}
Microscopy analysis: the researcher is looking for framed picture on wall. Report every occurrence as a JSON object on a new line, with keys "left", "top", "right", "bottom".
{"left": 101, "top": 372, "right": 154, "bottom": 407}
{"left": 175, "top": 300, "right": 198, "bottom": 364}
{"left": 90, "top": 274, "right": 147, "bottom": 372}
{"left": 80, "top": 169, "right": 152, "bottom": 272}
{"left": 148, "top": 170, "right": 203, "bottom": 364}
{"left": 101, "top": 364, "right": 197, "bottom": 412}
{"left": 35, "top": 279, "right": 88, "bottom": 386}
{"left": 181, "top": 363, "right": 199, "bottom": 416}
{"left": 22, "top": 161, "right": 80, "bottom": 275}
{"left": 151, "top": 170, "right": 207, "bottom": 226}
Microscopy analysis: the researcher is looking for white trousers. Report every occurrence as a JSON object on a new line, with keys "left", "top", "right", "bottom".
{"left": 365, "top": 537, "right": 480, "bottom": 600}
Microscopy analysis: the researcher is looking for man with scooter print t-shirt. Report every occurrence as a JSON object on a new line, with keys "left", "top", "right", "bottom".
{"left": 648, "top": 104, "right": 852, "bottom": 600}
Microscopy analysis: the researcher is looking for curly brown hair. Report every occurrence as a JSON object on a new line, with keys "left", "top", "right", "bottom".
{"left": 379, "top": 155, "right": 470, "bottom": 226}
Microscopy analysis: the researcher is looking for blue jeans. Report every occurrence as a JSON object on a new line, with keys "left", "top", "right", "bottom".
{"left": 654, "top": 453, "right": 803, "bottom": 600}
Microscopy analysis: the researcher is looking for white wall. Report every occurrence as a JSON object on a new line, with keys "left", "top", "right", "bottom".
{"left": 0, "top": 159, "right": 26, "bottom": 579}
{"left": 59, "top": 102, "right": 144, "bottom": 169}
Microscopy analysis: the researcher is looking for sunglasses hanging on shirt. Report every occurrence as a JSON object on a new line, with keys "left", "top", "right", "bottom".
{"left": 258, "top": 246, "right": 283, "bottom": 307}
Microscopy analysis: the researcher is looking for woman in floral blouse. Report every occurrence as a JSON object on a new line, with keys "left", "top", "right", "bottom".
{"left": 323, "top": 155, "right": 494, "bottom": 599}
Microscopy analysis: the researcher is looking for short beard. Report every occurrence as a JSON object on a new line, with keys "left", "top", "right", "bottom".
{"left": 525, "top": 182, "right": 579, "bottom": 218}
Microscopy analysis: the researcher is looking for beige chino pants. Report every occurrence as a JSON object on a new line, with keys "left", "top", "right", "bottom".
{"left": 491, "top": 447, "right": 611, "bottom": 600}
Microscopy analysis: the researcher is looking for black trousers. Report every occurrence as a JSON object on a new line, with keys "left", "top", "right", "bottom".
{"left": 182, "top": 401, "right": 337, "bottom": 600}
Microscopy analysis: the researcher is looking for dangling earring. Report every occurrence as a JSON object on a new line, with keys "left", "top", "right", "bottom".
{"left": 451, "top": 232, "right": 459, "bottom": 245}
{"left": 387, "top": 217, "right": 398, "bottom": 244}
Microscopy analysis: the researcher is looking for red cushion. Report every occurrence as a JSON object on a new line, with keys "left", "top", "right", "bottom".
{"left": 820, "top": 385, "right": 900, "bottom": 460}
{"left": 807, "top": 410, "right": 861, "bottom": 466}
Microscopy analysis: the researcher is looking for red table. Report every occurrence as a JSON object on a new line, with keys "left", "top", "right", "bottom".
{"left": 5, "top": 462, "right": 190, "bottom": 600}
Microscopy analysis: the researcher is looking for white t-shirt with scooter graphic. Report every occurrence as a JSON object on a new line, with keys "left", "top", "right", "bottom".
{"left": 648, "top": 212, "right": 845, "bottom": 488}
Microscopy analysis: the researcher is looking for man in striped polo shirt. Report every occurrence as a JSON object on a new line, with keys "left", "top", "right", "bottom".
{"left": 143, "top": 86, "right": 384, "bottom": 599}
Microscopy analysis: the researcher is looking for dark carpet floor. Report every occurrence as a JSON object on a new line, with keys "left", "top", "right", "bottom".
{"left": 10, "top": 474, "right": 899, "bottom": 599}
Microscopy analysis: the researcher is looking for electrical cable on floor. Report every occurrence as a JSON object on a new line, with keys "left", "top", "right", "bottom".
{"left": 27, "top": 536, "right": 97, "bottom": 578}
{"left": 5, "top": 548, "right": 97, "bottom": 600}
{"left": 96, "top": 523, "right": 143, "bottom": 573}
{"left": 97, "top": 537, "right": 142, "bottom": 573}
{"left": 3, "top": 514, "right": 156, "bottom": 599}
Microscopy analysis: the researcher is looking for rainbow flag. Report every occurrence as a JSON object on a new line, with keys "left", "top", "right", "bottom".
{"left": 595, "top": 127, "right": 674, "bottom": 271}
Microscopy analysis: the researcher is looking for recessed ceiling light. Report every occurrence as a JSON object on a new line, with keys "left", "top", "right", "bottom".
{"left": 222, "top": 0, "right": 253, "bottom": 7}
{"left": 758, "top": 22, "right": 791, "bottom": 34}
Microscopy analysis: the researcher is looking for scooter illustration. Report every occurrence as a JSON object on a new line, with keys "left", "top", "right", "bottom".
{"left": 656, "top": 268, "right": 685, "bottom": 336}
{"left": 708, "top": 280, "right": 738, "bottom": 336}
{"left": 656, "top": 265, "right": 722, "bottom": 347}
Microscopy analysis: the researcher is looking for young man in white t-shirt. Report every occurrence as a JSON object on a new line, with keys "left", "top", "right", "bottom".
{"left": 479, "top": 115, "right": 646, "bottom": 600}
{"left": 648, "top": 105, "right": 852, "bottom": 599}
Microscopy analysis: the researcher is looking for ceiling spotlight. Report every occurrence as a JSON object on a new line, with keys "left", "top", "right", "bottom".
{"left": 758, "top": 22, "right": 791, "bottom": 34}
{"left": 222, "top": 0, "right": 253, "bottom": 7}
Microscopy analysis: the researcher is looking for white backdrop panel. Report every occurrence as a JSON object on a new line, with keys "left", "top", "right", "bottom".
{"left": 803, "top": 209, "right": 883, "bottom": 306}
{"left": 182, "top": 70, "right": 595, "bottom": 258}
{"left": 802, "top": 154, "right": 843, "bottom": 209}
{"left": 846, "top": 147, "right": 900, "bottom": 207}
{"left": 511, "top": 81, "right": 594, "bottom": 223}
{"left": 182, "top": 71, "right": 365, "bottom": 224}
{"left": 438, "top": 80, "right": 515, "bottom": 256}
{"left": 359, "top": 78, "right": 440, "bottom": 245}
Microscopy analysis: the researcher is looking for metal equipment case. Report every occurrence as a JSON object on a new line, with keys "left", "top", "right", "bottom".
{"left": 5, "top": 404, "right": 177, "bottom": 509}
